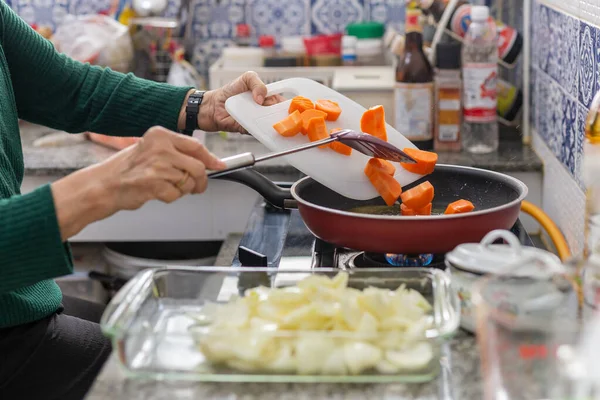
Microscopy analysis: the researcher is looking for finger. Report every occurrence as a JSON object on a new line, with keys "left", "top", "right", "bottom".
{"left": 240, "top": 71, "right": 267, "bottom": 105}
{"left": 263, "top": 94, "right": 284, "bottom": 106}
{"left": 169, "top": 134, "right": 226, "bottom": 170}
{"left": 177, "top": 171, "right": 196, "bottom": 195}
{"left": 193, "top": 174, "right": 209, "bottom": 194}
{"left": 153, "top": 182, "right": 183, "bottom": 204}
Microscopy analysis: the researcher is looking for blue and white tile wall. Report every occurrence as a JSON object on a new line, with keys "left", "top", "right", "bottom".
{"left": 529, "top": 0, "right": 600, "bottom": 254}
{"left": 5, "top": 0, "right": 411, "bottom": 76}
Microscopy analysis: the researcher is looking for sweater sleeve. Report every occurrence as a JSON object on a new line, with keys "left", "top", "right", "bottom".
{"left": 0, "top": 2, "right": 193, "bottom": 137}
{"left": 0, "top": 184, "right": 73, "bottom": 294}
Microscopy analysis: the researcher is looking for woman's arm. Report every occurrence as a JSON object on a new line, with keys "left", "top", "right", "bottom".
{"left": 0, "top": 126, "right": 225, "bottom": 294}
{"left": 0, "top": 2, "right": 192, "bottom": 137}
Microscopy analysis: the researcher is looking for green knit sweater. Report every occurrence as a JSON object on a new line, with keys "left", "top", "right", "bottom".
{"left": 0, "top": 2, "right": 192, "bottom": 328}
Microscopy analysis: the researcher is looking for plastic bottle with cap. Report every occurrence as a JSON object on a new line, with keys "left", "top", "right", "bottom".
{"left": 461, "top": 5, "right": 499, "bottom": 154}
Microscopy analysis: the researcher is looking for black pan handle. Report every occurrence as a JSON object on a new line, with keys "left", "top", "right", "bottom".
{"left": 210, "top": 169, "right": 297, "bottom": 209}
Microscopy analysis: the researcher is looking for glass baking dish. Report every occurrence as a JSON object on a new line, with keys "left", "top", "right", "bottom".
{"left": 101, "top": 267, "right": 459, "bottom": 383}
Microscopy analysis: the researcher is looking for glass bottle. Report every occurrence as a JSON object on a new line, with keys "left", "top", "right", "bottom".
{"left": 394, "top": 1, "right": 435, "bottom": 150}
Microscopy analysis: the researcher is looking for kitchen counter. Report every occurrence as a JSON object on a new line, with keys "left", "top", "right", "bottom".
{"left": 21, "top": 123, "right": 541, "bottom": 177}
{"left": 85, "top": 231, "right": 484, "bottom": 400}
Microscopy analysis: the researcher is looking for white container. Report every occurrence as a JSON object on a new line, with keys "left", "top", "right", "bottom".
{"left": 445, "top": 230, "right": 563, "bottom": 333}
{"left": 356, "top": 38, "right": 385, "bottom": 66}
{"left": 332, "top": 67, "right": 395, "bottom": 126}
{"left": 281, "top": 36, "right": 306, "bottom": 56}
{"left": 221, "top": 47, "right": 265, "bottom": 69}
{"left": 341, "top": 35, "right": 357, "bottom": 65}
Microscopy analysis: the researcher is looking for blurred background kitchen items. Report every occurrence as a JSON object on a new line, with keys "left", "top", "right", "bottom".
{"left": 446, "top": 229, "right": 564, "bottom": 333}
{"left": 473, "top": 247, "right": 581, "bottom": 400}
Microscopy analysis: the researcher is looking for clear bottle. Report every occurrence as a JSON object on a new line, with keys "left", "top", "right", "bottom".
{"left": 461, "top": 6, "right": 498, "bottom": 154}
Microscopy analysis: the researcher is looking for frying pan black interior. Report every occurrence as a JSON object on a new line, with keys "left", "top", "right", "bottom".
{"left": 295, "top": 165, "right": 524, "bottom": 215}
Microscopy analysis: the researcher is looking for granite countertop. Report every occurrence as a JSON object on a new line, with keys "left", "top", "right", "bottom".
{"left": 21, "top": 123, "right": 542, "bottom": 178}
{"left": 85, "top": 232, "right": 484, "bottom": 400}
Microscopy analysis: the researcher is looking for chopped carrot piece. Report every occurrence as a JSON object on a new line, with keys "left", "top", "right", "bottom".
{"left": 300, "top": 109, "right": 328, "bottom": 134}
{"left": 330, "top": 141, "right": 352, "bottom": 156}
{"left": 306, "top": 117, "right": 329, "bottom": 148}
{"left": 315, "top": 99, "right": 342, "bottom": 121}
{"left": 400, "top": 181, "right": 434, "bottom": 210}
{"left": 444, "top": 199, "right": 475, "bottom": 215}
{"left": 367, "top": 171, "right": 402, "bottom": 206}
{"left": 360, "top": 105, "right": 387, "bottom": 142}
{"left": 400, "top": 148, "right": 438, "bottom": 175}
{"left": 364, "top": 158, "right": 396, "bottom": 178}
{"left": 401, "top": 203, "right": 432, "bottom": 216}
{"left": 272, "top": 110, "right": 302, "bottom": 137}
{"left": 289, "top": 96, "right": 314, "bottom": 114}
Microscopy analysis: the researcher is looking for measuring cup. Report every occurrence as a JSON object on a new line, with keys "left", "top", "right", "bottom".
{"left": 472, "top": 240, "right": 581, "bottom": 400}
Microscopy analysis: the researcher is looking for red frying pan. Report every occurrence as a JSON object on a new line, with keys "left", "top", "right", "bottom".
{"left": 213, "top": 165, "right": 528, "bottom": 254}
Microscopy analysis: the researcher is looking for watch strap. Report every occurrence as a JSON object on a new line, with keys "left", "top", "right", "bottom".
{"left": 183, "top": 90, "right": 205, "bottom": 135}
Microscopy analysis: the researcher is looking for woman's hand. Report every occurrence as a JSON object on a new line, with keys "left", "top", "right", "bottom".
{"left": 51, "top": 127, "right": 225, "bottom": 241}
{"left": 193, "top": 71, "right": 284, "bottom": 134}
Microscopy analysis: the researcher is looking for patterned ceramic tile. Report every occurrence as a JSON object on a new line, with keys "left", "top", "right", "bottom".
{"left": 164, "top": 0, "right": 182, "bottom": 18}
{"left": 536, "top": 3, "right": 551, "bottom": 73}
{"left": 192, "top": 38, "right": 233, "bottom": 78}
{"left": 68, "top": 0, "right": 111, "bottom": 15}
{"left": 580, "top": 20, "right": 596, "bottom": 108}
{"left": 311, "top": 0, "right": 364, "bottom": 34}
{"left": 561, "top": 12, "right": 580, "bottom": 97}
{"left": 366, "top": 0, "right": 405, "bottom": 33}
{"left": 530, "top": 66, "right": 537, "bottom": 126}
{"left": 190, "top": 0, "right": 244, "bottom": 39}
{"left": 561, "top": 93, "right": 578, "bottom": 175}
{"left": 576, "top": 103, "right": 588, "bottom": 191}
{"left": 11, "top": 0, "right": 70, "bottom": 29}
{"left": 245, "top": 0, "right": 310, "bottom": 38}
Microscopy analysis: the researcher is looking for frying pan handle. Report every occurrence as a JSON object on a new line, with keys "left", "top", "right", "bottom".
{"left": 210, "top": 169, "right": 296, "bottom": 209}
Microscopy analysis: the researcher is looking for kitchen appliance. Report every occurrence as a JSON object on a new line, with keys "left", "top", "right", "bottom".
{"left": 446, "top": 229, "right": 563, "bottom": 332}
{"left": 215, "top": 165, "right": 527, "bottom": 255}
{"left": 100, "top": 266, "right": 459, "bottom": 382}
{"left": 224, "top": 78, "right": 424, "bottom": 200}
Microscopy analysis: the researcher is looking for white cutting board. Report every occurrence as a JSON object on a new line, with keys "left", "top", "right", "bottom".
{"left": 225, "top": 78, "right": 423, "bottom": 200}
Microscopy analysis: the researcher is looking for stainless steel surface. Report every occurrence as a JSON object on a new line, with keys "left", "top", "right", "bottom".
{"left": 208, "top": 129, "right": 417, "bottom": 178}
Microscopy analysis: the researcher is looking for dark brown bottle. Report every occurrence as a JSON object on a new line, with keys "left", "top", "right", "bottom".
{"left": 420, "top": 0, "right": 522, "bottom": 66}
{"left": 395, "top": 4, "right": 434, "bottom": 150}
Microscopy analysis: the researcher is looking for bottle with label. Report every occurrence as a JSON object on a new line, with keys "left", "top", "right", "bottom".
{"left": 420, "top": 0, "right": 522, "bottom": 66}
{"left": 461, "top": 6, "right": 498, "bottom": 154}
{"left": 434, "top": 42, "right": 462, "bottom": 152}
{"left": 395, "top": 2, "right": 435, "bottom": 150}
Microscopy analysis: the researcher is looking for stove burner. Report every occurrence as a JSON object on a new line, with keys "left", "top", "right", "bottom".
{"left": 385, "top": 253, "right": 434, "bottom": 267}
{"left": 350, "top": 252, "right": 446, "bottom": 269}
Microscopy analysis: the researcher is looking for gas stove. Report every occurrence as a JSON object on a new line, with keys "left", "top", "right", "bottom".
{"left": 232, "top": 199, "right": 534, "bottom": 270}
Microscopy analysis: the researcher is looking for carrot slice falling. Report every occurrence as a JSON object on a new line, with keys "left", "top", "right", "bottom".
{"left": 401, "top": 203, "right": 432, "bottom": 216}
{"left": 367, "top": 171, "right": 402, "bottom": 206}
{"left": 360, "top": 105, "right": 387, "bottom": 142}
{"left": 301, "top": 109, "right": 328, "bottom": 134}
{"left": 364, "top": 158, "right": 396, "bottom": 178}
{"left": 444, "top": 199, "right": 475, "bottom": 215}
{"left": 400, "top": 181, "right": 434, "bottom": 210}
{"left": 330, "top": 141, "right": 352, "bottom": 156}
{"left": 289, "top": 96, "right": 314, "bottom": 114}
{"left": 273, "top": 110, "right": 302, "bottom": 137}
{"left": 306, "top": 117, "right": 329, "bottom": 148}
{"left": 400, "top": 148, "right": 438, "bottom": 175}
{"left": 315, "top": 99, "right": 342, "bottom": 121}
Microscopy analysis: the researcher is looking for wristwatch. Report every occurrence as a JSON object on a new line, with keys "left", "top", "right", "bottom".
{"left": 183, "top": 90, "right": 205, "bottom": 135}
